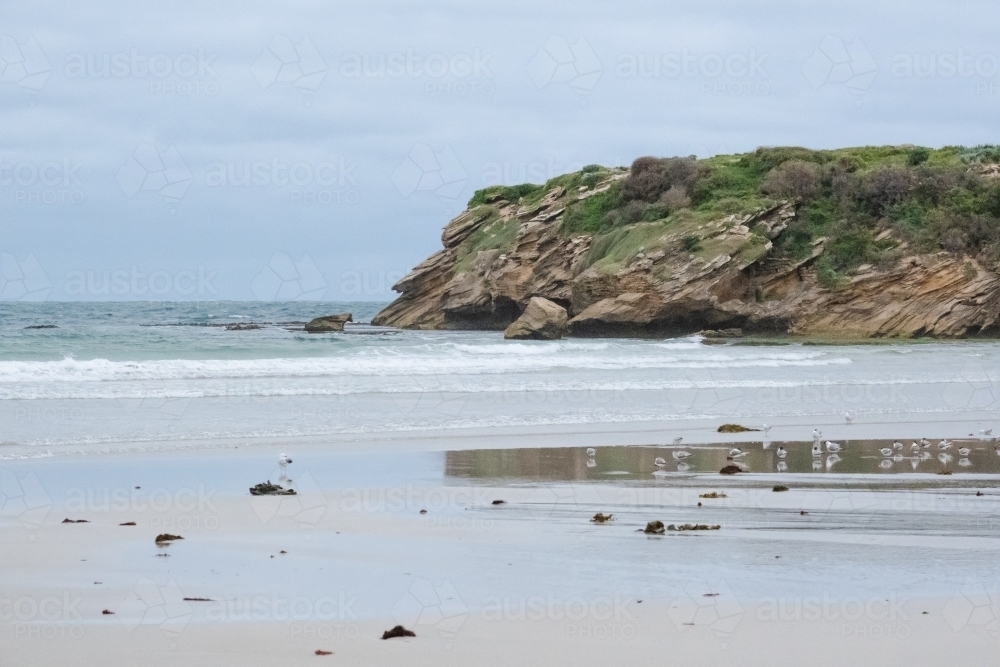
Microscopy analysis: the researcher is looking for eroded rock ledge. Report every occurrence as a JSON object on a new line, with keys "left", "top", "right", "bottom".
{"left": 373, "top": 186, "right": 1000, "bottom": 339}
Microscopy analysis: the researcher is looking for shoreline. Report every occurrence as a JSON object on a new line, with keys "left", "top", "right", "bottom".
{"left": 3, "top": 410, "right": 997, "bottom": 460}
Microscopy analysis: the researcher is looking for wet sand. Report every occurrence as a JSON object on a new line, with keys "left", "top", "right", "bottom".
{"left": 3, "top": 424, "right": 1000, "bottom": 665}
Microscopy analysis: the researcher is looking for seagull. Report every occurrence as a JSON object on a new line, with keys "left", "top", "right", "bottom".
{"left": 920, "top": 438, "right": 931, "bottom": 448}
{"left": 980, "top": 429, "right": 993, "bottom": 436}
{"left": 812, "top": 442, "right": 823, "bottom": 457}
{"left": 826, "top": 441, "right": 842, "bottom": 453}
{"left": 672, "top": 437, "right": 683, "bottom": 445}
{"left": 278, "top": 453, "right": 293, "bottom": 478}
{"left": 958, "top": 447, "right": 972, "bottom": 457}
{"left": 728, "top": 448, "right": 748, "bottom": 459}
{"left": 812, "top": 429, "right": 822, "bottom": 442}
{"left": 845, "top": 411, "right": 855, "bottom": 425}
{"left": 762, "top": 424, "right": 772, "bottom": 434}
{"left": 938, "top": 440, "right": 953, "bottom": 450}
{"left": 654, "top": 457, "right": 666, "bottom": 468}
{"left": 893, "top": 441, "right": 904, "bottom": 451}
{"left": 879, "top": 447, "right": 893, "bottom": 457}
{"left": 586, "top": 448, "right": 597, "bottom": 456}
{"left": 673, "top": 450, "right": 692, "bottom": 460}
{"left": 776, "top": 447, "right": 787, "bottom": 459}
{"left": 910, "top": 442, "right": 920, "bottom": 454}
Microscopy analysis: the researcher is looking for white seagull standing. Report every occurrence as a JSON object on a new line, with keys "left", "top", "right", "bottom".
{"left": 844, "top": 411, "right": 855, "bottom": 425}
{"left": 776, "top": 447, "right": 787, "bottom": 459}
{"left": 278, "top": 453, "right": 293, "bottom": 479}
{"left": 672, "top": 437, "right": 684, "bottom": 446}
{"left": 812, "top": 429, "right": 822, "bottom": 442}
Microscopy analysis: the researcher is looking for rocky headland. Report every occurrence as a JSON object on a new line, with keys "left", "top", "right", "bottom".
{"left": 374, "top": 145, "right": 1000, "bottom": 338}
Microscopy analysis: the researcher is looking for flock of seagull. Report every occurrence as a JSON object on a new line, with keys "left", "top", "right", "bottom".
{"left": 638, "top": 414, "right": 998, "bottom": 473}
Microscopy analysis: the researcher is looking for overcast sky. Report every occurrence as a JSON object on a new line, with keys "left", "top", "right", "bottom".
{"left": 2, "top": 0, "right": 998, "bottom": 301}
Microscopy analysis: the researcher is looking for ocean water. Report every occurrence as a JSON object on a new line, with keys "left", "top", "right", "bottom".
{"left": 1, "top": 301, "right": 999, "bottom": 459}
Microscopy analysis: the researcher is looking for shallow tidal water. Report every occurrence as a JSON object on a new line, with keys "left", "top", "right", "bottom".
{"left": 2, "top": 301, "right": 999, "bottom": 459}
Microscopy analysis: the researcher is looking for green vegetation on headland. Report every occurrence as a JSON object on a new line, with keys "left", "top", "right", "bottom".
{"left": 467, "top": 145, "right": 1000, "bottom": 287}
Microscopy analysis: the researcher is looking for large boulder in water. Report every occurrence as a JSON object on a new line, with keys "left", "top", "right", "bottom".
{"left": 305, "top": 313, "right": 352, "bottom": 333}
{"left": 504, "top": 297, "right": 568, "bottom": 340}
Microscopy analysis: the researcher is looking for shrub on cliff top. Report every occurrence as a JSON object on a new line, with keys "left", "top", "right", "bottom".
{"left": 467, "top": 183, "right": 543, "bottom": 208}
{"left": 762, "top": 160, "right": 822, "bottom": 200}
{"left": 622, "top": 156, "right": 699, "bottom": 203}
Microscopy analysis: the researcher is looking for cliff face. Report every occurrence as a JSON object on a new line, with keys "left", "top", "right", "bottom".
{"left": 373, "top": 179, "right": 1000, "bottom": 339}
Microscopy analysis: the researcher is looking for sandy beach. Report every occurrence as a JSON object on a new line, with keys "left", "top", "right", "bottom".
{"left": 3, "top": 420, "right": 999, "bottom": 666}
